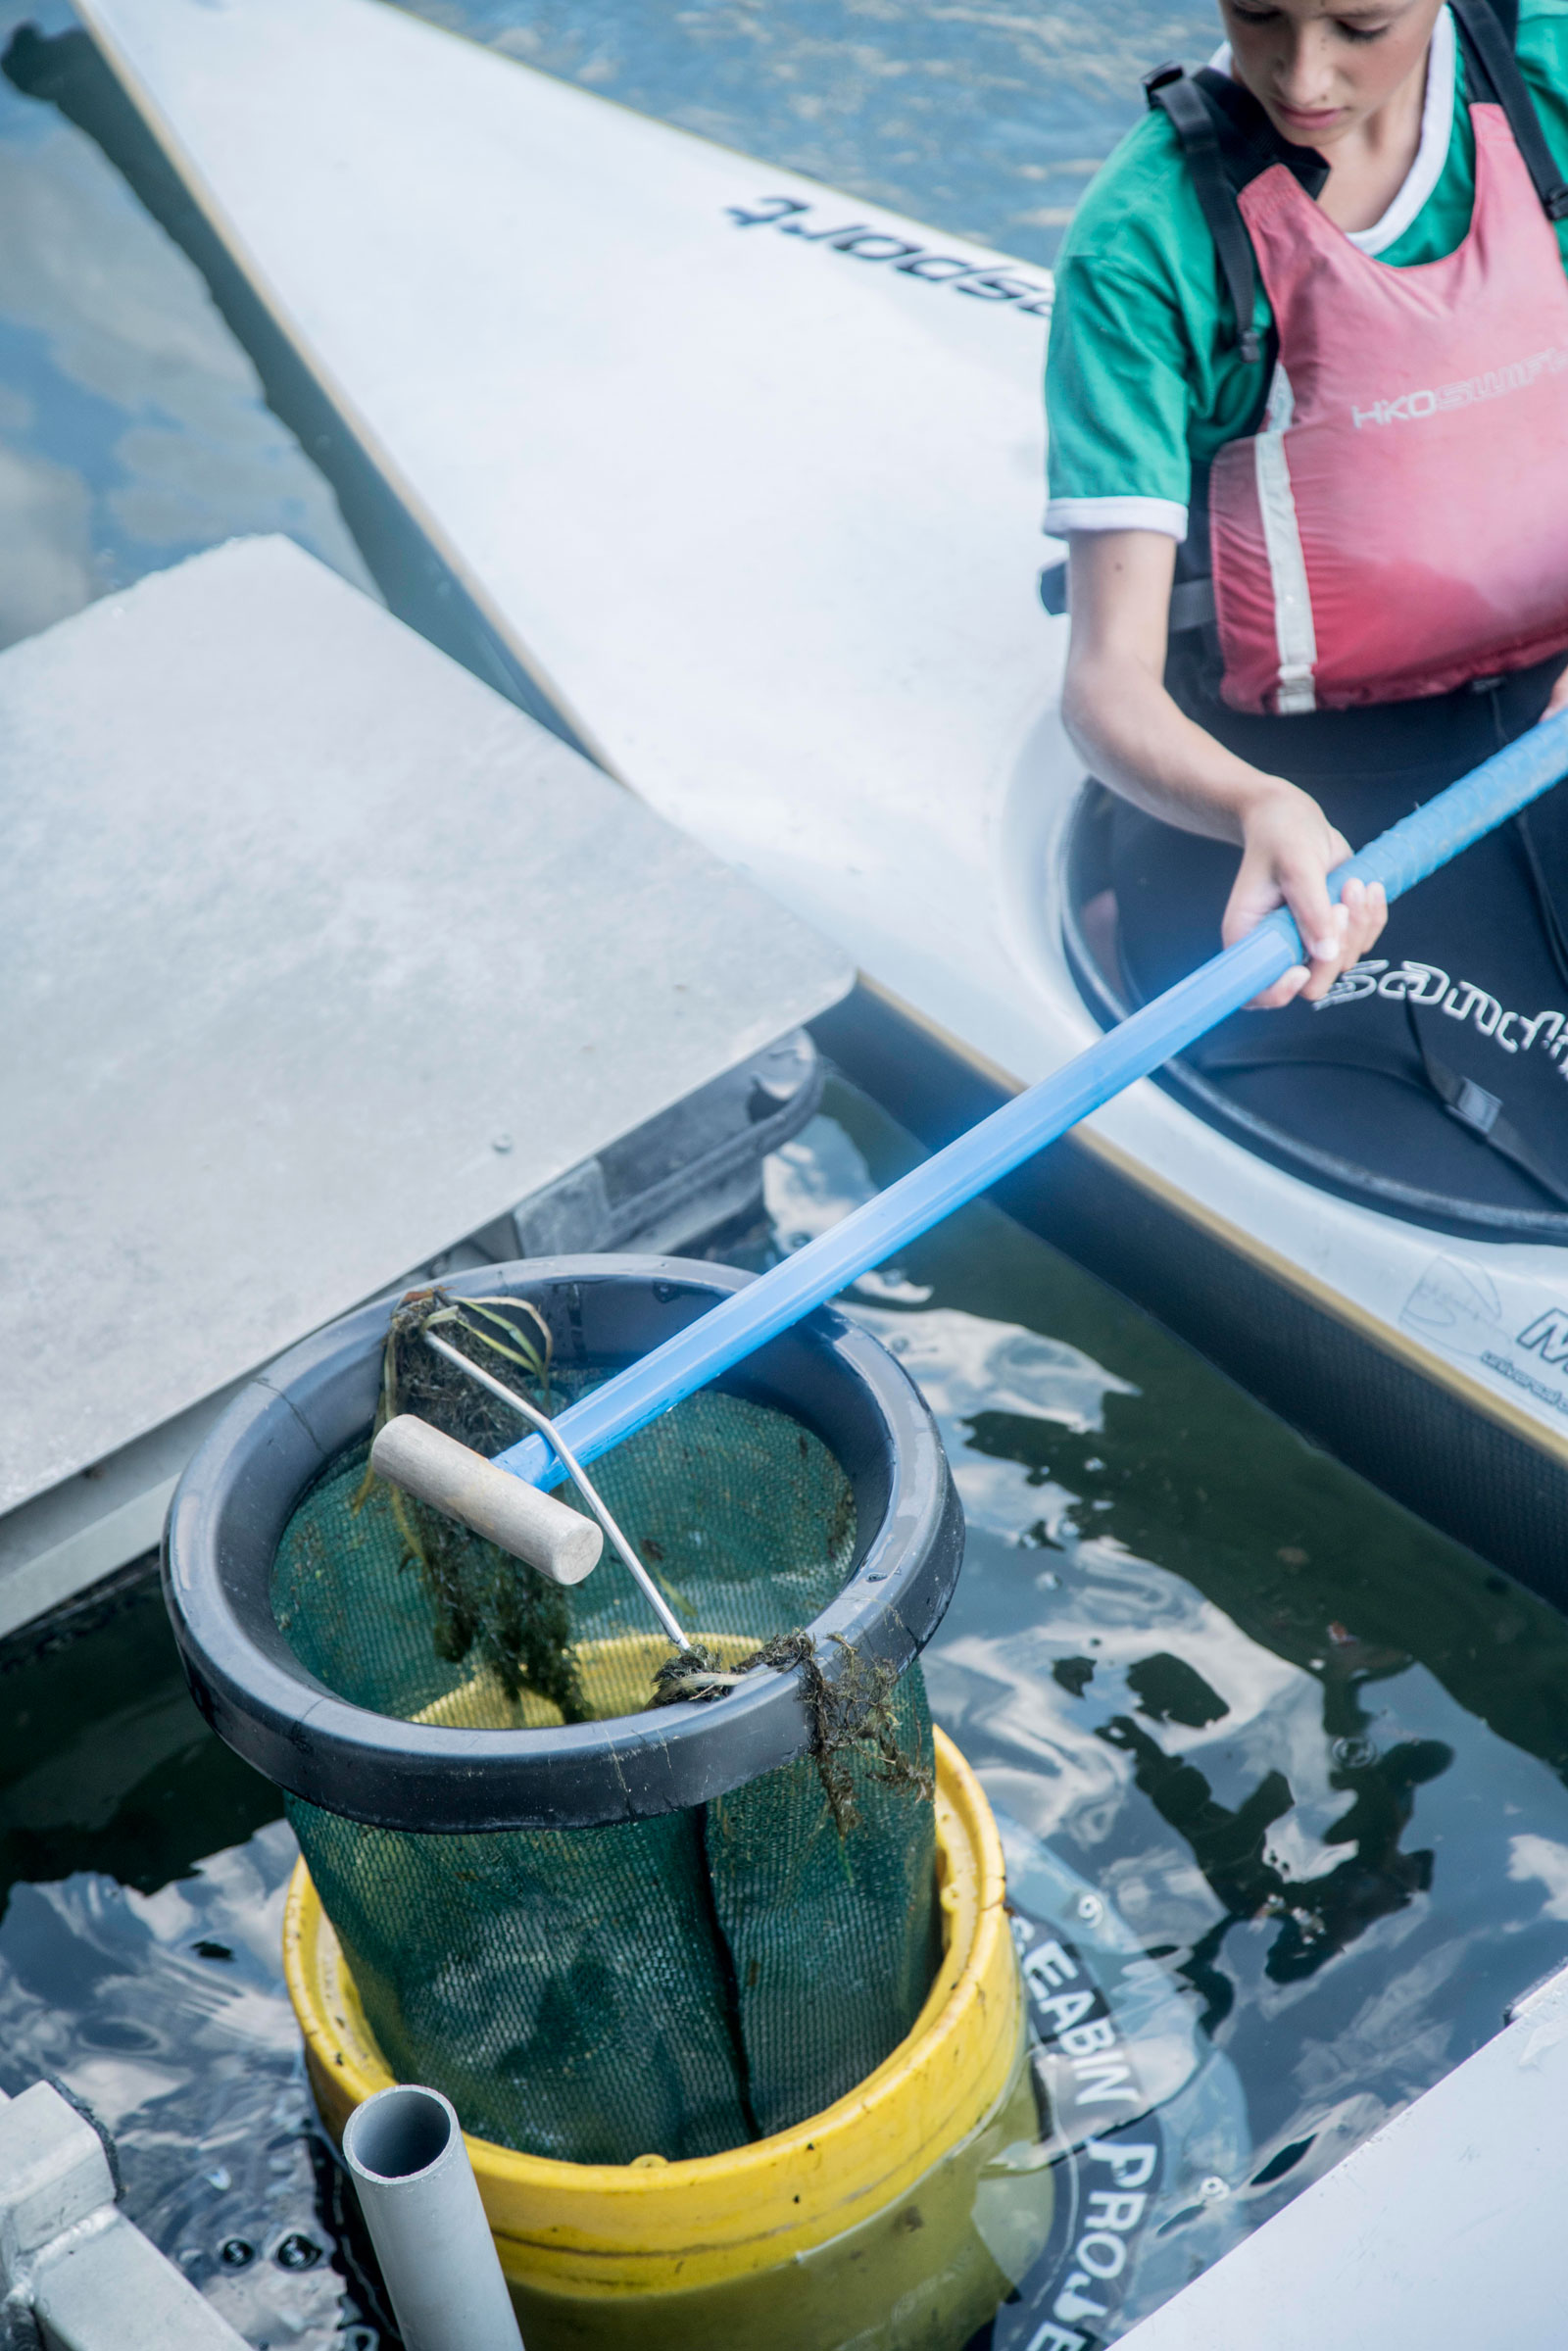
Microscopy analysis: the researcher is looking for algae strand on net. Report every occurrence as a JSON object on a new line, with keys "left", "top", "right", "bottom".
{"left": 345, "top": 1291, "right": 927, "bottom": 1776}
{"left": 352, "top": 1289, "right": 590, "bottom": 1723}
{"left": 657, "top": 1629, "right": 933, "bottom": 1834}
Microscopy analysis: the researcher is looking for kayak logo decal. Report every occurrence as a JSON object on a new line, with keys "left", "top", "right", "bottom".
{"left": 1518, "top": 1306, "right": 1568, "bottom": 1365}
{"left": 1483, "top": 1343, "right": 1568, "bottom": 1415}
{"left": 1315, "top": 957, "right": 1448, "bottom": 1006}
{"left": 1351, "top": 345, "right": 1568, "bottom": 428}
{"left": 725, "top": 196, "right": 1053, "bottom": 316}
{"left": 1317, "top": 957, "right": 1568, "bottom": 1063}
{"left": 1401, "top": 1257, "right": 1568, "bottom": 1420}
{"left": 1000, "top": 2128, "right": 1163, "bottom": 2351}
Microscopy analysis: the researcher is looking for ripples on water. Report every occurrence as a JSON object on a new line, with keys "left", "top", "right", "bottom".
{"left": 398, "top": 0, "right": 1216, "bottom": 265}
{"left": 786, "top": 1088, "right": 1568, "bottom": 2211}
{"left": 0, "top": 0, "right": 370, "bottom": 648}
{"left": 5, "top": 1088, "right": 1568, "bottom": 2343}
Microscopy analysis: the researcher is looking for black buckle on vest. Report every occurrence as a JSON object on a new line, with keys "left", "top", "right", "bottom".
{"left": 1450, "top": 1076, "right": 1503, "bottom": 1137}
{"left": 1143, "top": 61, "right": 1186, "bottom": 107}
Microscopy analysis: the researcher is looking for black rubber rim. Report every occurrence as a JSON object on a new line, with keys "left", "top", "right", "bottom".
{"left": 163, "top": 1256, "right": 964, "bottom": 1834}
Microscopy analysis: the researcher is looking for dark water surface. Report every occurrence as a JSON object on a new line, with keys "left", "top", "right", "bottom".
{"left": 790, "top": 1090, "right": 1568, "bottom": 2189}
{"left": 5, "top": 1086, "right": 1568, "bottom": 2345}
{"left": 0, "top": 0, "right": 372, "bottom": 649}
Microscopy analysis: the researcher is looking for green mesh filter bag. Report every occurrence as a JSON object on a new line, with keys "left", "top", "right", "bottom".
{"left": 271, "top": 1351, "right": 942, "bottom": 2164}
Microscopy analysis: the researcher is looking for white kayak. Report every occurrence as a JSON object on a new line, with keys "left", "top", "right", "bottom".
{"left": 71, "top": 0, "right": 1568, "bottom": 1592}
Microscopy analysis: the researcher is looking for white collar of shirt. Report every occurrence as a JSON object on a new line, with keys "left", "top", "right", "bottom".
{"left": 1208, "top": 3, "right": 1456, "bottom": 255}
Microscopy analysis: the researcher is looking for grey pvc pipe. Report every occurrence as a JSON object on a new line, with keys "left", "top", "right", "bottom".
{"left": 341, "top": 2084, "right": 523, "bottom": 2351}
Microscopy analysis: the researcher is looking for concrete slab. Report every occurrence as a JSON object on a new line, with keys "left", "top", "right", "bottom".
{"left": 0, "top": 536, "right": 851, "bottom": 1517}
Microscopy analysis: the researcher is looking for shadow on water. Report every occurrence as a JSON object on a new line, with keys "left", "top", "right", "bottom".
{"left": 1046, "top": 1634, "right": 1453, "bottom": 2028}
{"left": 0, "top": 1569, "right": 280, "bottom": 1904}
{"left": 963, "top": 1385, "right": 1568, "bottom": 1787}
{"left": 955, "top": 1336, "right": 1568, "bottom": 2033}
{"left": 1098, "top": 1711, "right": 1451, "bottom": 2024}
{"left": 967, "top": 1373, "right": 1568, "bottom": 2031}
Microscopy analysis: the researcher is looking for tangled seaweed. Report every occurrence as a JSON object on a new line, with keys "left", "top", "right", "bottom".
{"left": 656, "top": 1628, "right": 932, "bottom": 1834}
{"left": 346, "top": 1290, "right": 926, "bottom": 1797}
{"left": 353, "top": 1289, "right": 589, "bottom": 1724}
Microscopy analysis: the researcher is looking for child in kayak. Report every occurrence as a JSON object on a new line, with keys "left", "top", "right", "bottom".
{"left": 1049, "top": 0, "right": 1568, "bottom": 1218}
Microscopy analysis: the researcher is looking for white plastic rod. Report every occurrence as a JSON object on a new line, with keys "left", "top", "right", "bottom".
{"left": 342, "top": 2085, "right": 523, "bottom": 2351}
{"left": 370, "top": 1416, "right": 602, "bottom": 1585}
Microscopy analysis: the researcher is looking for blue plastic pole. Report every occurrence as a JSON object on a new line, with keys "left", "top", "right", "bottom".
{"left": 499, "top": 710, "right": 1568, "bottom": 1490}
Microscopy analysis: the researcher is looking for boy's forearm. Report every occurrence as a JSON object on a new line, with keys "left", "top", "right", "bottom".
{"left": 1061, "top": 648, "right": 1291, "bottom": 842}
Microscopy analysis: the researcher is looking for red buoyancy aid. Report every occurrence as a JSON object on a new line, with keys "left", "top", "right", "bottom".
{"left": 1208, "top": 101, "right": 1568, "bottom": 713}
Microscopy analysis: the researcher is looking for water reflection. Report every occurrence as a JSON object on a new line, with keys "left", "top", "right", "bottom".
{"left": 0, "top": 1823, "right": 385, "bottom": 2343}
{"left": 3, "top": 0, "right": 1561, "bottom": 2330}
{"left": 1100, "top": 1713, "right": 1450, "bottom": 2011}
{"left": 766, "top": 1083, "right": 1568, "bottom": 2228}
{"left": 0, "top": 0, "right": 369, "bottom": 650}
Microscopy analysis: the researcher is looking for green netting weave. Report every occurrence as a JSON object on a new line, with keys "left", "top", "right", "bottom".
{"left": 272, "top": 1372, "right": 941, "bottom": 2163}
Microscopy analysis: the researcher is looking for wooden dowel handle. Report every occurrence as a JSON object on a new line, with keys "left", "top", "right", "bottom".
{"left": 370, "top": 1415, "right": 603, "bottom": 1586}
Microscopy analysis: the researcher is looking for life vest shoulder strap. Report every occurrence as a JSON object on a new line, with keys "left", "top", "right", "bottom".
{"left": 1449, "top": 0, "right": 1568, "bottom": 220}
{"left": 1141, "top": 63, "right": 1329, "bottom": 361}
{"left": 1144, "top": 65, "right": 1265, "bottom": 365}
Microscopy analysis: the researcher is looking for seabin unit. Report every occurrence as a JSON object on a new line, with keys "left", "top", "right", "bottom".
{"left": 165, "top": 1259, "right": 1048, "bottom": 2349}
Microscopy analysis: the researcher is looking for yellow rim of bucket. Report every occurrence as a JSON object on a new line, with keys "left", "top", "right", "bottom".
{"left": 284, "top": 1726, "right": 1020, "bottom": 2295}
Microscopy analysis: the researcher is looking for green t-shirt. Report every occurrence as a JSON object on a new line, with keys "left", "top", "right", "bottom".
{"left": 1044, "top": 0, "right": 1568, "bottom": 540}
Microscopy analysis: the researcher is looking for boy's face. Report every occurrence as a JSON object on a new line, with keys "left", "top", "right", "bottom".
{"left": 1219, "top": 0, "right": 1446, "bottom": 147}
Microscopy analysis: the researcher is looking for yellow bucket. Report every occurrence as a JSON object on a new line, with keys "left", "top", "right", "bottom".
{"left": 285, "top": 1727, "right": 1049, "bottom": 2350}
